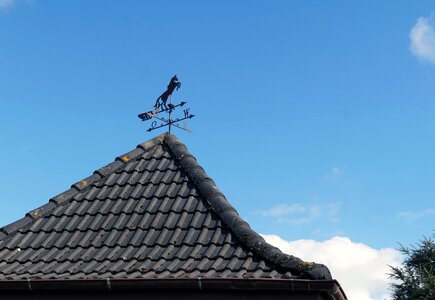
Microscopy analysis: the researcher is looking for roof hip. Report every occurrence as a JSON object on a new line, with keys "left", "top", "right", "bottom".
{"left": 0, "top": 132, "right": 333, "bottom": 282}
{"left": 163, "top": 133, "right": 332, "bottom": 280}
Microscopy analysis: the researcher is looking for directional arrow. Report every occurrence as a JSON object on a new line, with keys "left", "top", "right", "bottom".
{"left": 138, "top": 101, "right": 187, "bottom": 121}
{"left": 146, "top": 114, "right": 195, "bottom": 133}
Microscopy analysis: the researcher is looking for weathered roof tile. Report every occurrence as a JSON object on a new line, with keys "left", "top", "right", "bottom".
{"left": 0, "top": 133, "right": 332, "bottom": 281}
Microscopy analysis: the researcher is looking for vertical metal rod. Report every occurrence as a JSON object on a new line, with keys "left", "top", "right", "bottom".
{"left": 168, "top": 94, "right": 172, "bottom": 133}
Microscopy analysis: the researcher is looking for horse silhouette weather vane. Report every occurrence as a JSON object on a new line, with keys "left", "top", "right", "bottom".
{"left": 138, "top": 75, "right": 195, "bottom": 133}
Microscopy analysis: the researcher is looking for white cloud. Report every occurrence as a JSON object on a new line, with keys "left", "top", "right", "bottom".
{"left": 260, "top": 203, "right": 305, "bottom": 217}
{"left": 325, "top": 166, "right": 345, "bottom": 182}
{"left": 0, "top": 0, "right": 15, "bottom": 12}
{"left": 410, "top": 16, "right": 435, "bottom": 63}
{"left": 262, "top": 234, "right": 402, "bottom": 300}
{"left": 397, "top": 208, "right": 435, "bottom": 222}
{"left": 258, "top": 202, "right": 340, "bottom": 224}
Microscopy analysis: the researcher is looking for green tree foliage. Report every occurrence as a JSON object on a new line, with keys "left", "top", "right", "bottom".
{"left": 389, "top": 234, "right": 435, "bottom": 300}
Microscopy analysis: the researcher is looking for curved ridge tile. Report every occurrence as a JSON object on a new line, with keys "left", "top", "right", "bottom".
{"left": 0, "top": 133, "right": 333, "bottom": 282}
{"left": 164, "top": 133, "right": 332, "bottom": 280}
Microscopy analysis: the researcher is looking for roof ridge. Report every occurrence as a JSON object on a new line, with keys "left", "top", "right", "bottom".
{"left": 163, "top": 133, "right": 332, "bottom": 280}
{"left": 0, "top": 134, "right": 165, "bottom": 242}
{"left": 0, "top": 132, "right": 331, "bottom": 281}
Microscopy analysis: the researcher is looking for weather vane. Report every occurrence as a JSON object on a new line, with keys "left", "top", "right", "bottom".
{"left": 138, "top": 75, "right": 195, "bottom": 133}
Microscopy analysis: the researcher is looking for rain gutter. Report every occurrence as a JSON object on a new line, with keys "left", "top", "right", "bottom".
{"left": 0, "top": 278, "right": 347, "bottom": 300}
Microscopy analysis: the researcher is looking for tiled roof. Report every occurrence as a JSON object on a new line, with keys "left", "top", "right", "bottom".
{"left": 0, "top": 133, "right": 331, "bottom": 281}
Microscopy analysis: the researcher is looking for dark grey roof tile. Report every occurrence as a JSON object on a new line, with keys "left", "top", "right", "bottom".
{"left": 115, "top": 172, "right": 131, "bottom": 186}
{"left": 62, "top": 215, "right": 81, "bottom": 231}
{"left": 135, "top": 212, "right": 154, "bottom": 229}
{"left": 198, "top": 258, "right": 215, "bottom": 271}
{"left": 153, "top": 182, "right": 169, "bottom": 198}
{"left": 201, "top": 213, "right": 216, "bottom": 228}
{"left": 1, "top": 260, "right": 24, "bottom": 274}
{"left": 160, "top": 168, "right": 178, "bottom": 184}
{"left": 128, "top": 184, "right": 146, "bottom": 199}
{"left": 79, "top": 231, "right": 100, "bottom": 248}
{"left": 62, "top": 231, "right": 84, "bottom": 248}
{"left": 116, "top": 228, "right": 136, "bottom": 247}
{"left": 168, "top": 228, "right": 187, "bottom": 246}
{"left": 111, "top": 213, "right": 130, "bottom": 231}
{"left": 176, "top": 211, "right": 193, "bottom": 228}
{"left": 140, "top": 183, "right": 158, "bottom": 199}
{"left": 189, "top": 211, "right": 207, "bottom": 228}
{"left": 27, "top": 216, "right": 49, "bottom": 232}
{"left": 98, "top": 230, "right": 118, "bottom": 248}
{"left": 197, "top": 227, "right": 214, "bottom": 245}
{"left": 218, "top": 243, "right": 235, "bottom": 259}
{"left": 172, "top": 245, "right": 191, "bottom": 260}
{"left": 1, "top": 216, "right": 34, "bottom": 235}
{"left": 0, "top": 133, "right": 332, "bottom": 282}
{"left": 155, "top": 228, "right": 172, "bottom": 245}
{"left": 169, "top": 196, "right": 185, "bottom": 212}
{"left": 94, "top": 160, "right": 124, "bottom": 178}
{"left": 210, "top": 227, "right": 227, "bottom": 245}
{"left": 165, "top": 258, "right": 184, "bottom": 273}
{"left": 141, "top": 228, "right": 158, "bottom": 245}
{"left": 72, "top": 173, "right": 101, "bottom": 192}
{"left": 79, "top": 186, "right": 99, "bottom": 201}
{"left": 159, "top": 198, "right": 174, "bottom": 213}
{"left": 101, "top": 172, "right": 119, "bottom": 187}
{"left": 116, "top": 147, "right": 144, "bottom": 164}
{"left": 106, "top": 185, "right": 124, "bottom": 201}
{"left": 145, "top": 197, "right": 161, "bottom": 213}
{"left": 86, "top": 213, "right": 106, "bottom": 230}
{"left": 125, "top": 170, "right": 143, "bottom": 186}
{"left": 149, "top": 212, "right": 166, "bottom": 229}
{"left": 13, "top": 247, "right": 38, "bottom": 262}
{"left": 13, "top": 231, "right": 34, "bottom": 249}
{"left": 94, "top": 197, "right": 115, "bottom": 215}
{"left": 123, "top": 213, "right": 140, "bottom": 231}
{"left": 94, "top": 185, "right": 111, "bottom": 200}
{"left": 183, "top": 228, "right": 200, "bottom": 245}
{"left": 133, "top": 245, "right": 153, "bottom": 261}
{"left": 162, "top": 211, "right": 180, "bottom": 229}
{"left": 0, "top": 248, "right": 17, "bottom": 262}
{"left": 119, "top": 245, "right": 137, "bottom": 261}
{"left": 136, "top": 157, "right": 159, "bottom": 173}
{"left": 75, "top": 214, "right": 94, "bottom": 230}
{"left": 203, "top": 244, "right": 219, "bottom": 258}
{"left": 51, "top": 231, "right": 73, "bottom": 248}
{"left": 91, "top": 246, "right": 110, "bottom": 261}
{"left": 35, "top": 247, "right": 57, "bottom": 262}
{"left": 111, "top": 198, "right": 129, "bottom": 214}
{"left": 174, "top": 181, "right": 191, "bottom": 198}
{"left": 169, "top": 169, "right": 183, "bottom": 184}
{"left": 26, "top": 202, "right": 57, "bottom": 220}
{"left": 211, "top": 257, "right": 230, "bottom": 272}
{"left": 2, "top": 232, "right": 22, "bottom": 248}
{"left": 232, "top": 256, "right": 249, "bottom": 270}
{"left": 121, "top": 158, "right": 141, "bottom": 173}
{"left": 50, "top": 188, "right": 79, "bottom": 206}
{"left": 50, "top": 215, "right": 69, "bottom": 231}
{"left": 182, "top": 196, "right": 199, "bottom": 213}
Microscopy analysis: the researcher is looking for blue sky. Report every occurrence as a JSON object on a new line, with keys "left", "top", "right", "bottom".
{"left": 1, "top": 2, "right": 434, "bottom": 298}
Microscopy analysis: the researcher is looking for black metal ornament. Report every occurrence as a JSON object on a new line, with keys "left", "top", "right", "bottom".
{"left": 138, "top": 76, "right": 195, "bottom": 133}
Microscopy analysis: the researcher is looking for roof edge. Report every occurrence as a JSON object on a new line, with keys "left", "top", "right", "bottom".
{"left": 163, "top": 133, "right": 332, "bottom": 281}
{"left": 0, "top": 278, "right": 346, "bottom": 299}
{"left": 0, "top": 134, "right": 166, "bottom": 242}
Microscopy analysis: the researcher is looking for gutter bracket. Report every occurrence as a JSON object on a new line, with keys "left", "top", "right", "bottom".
{"left": 290, "top": 278, "right": 295, "bottom": 291}
{"left": 197, "top": 276, "right": 202, "bottom": 290}
{"left": 106, "top": 278, "right": 112, "bottom": 291}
